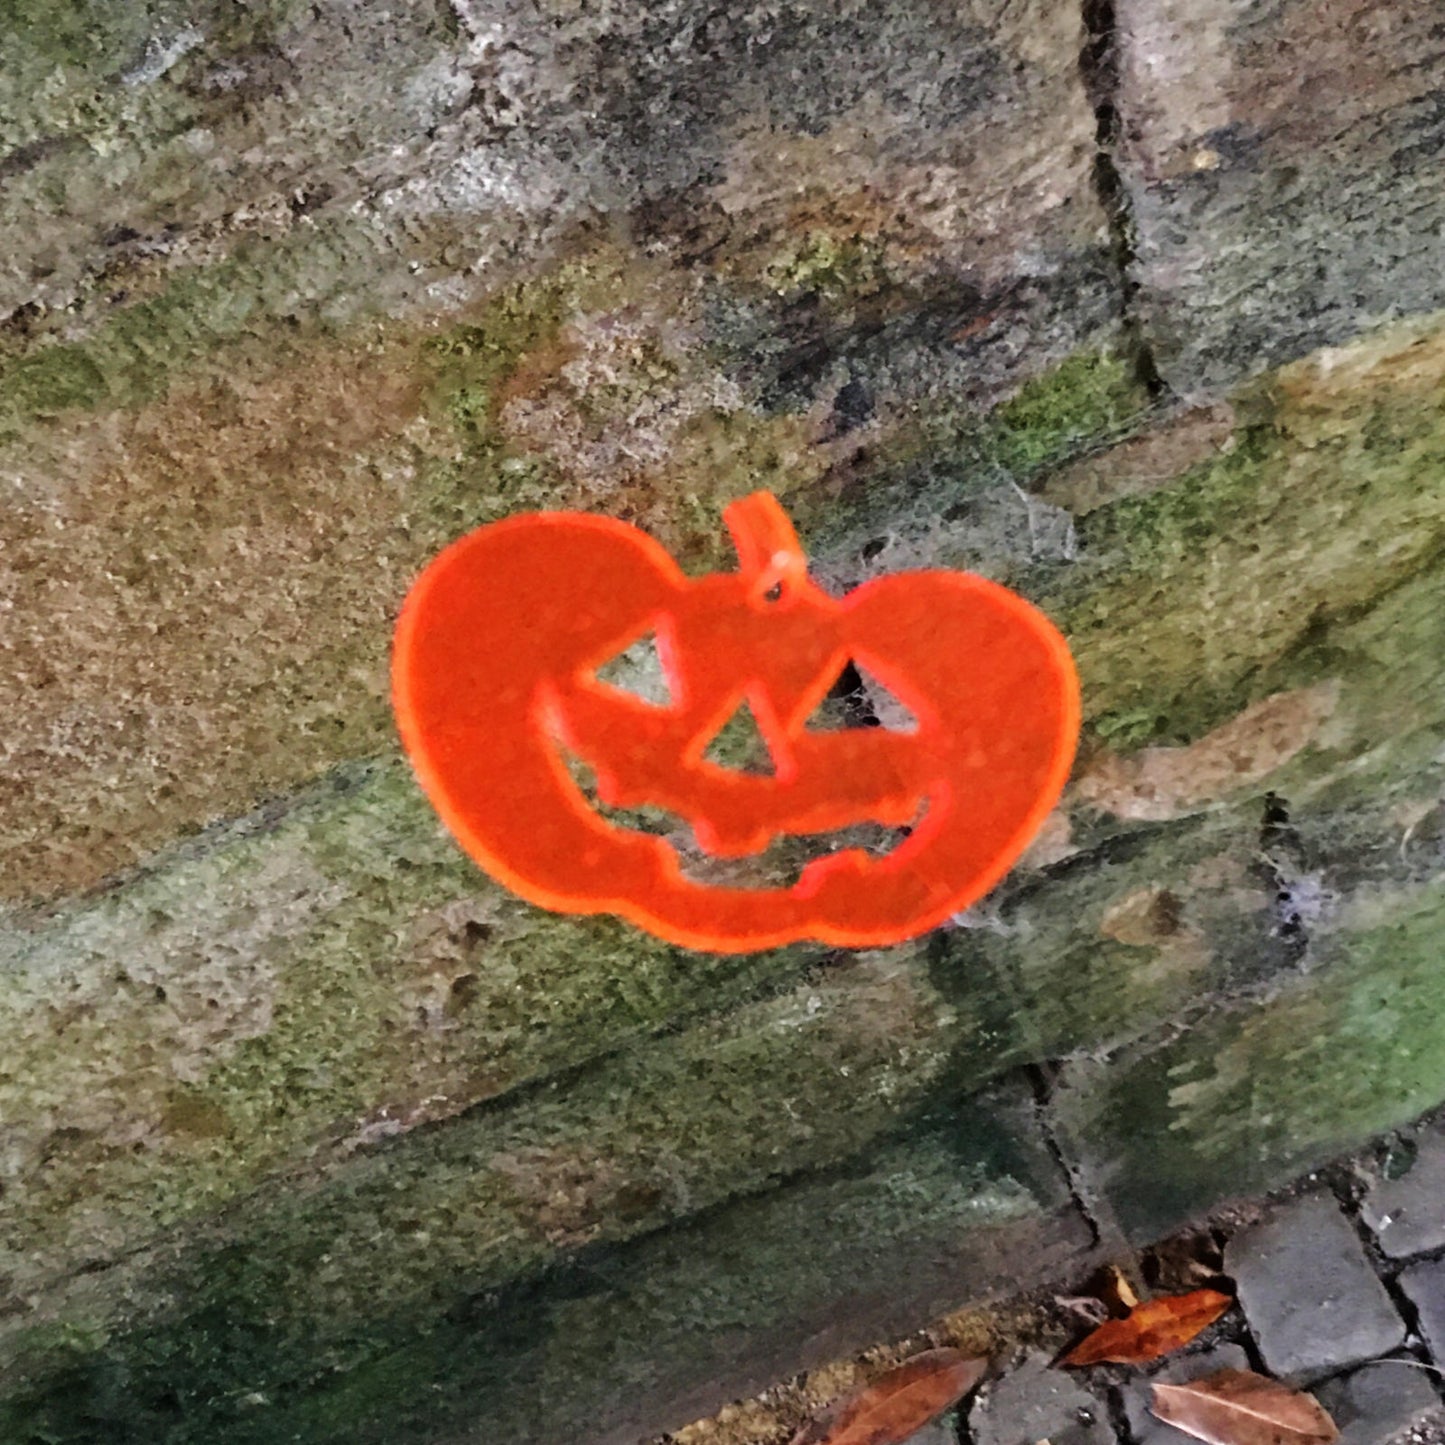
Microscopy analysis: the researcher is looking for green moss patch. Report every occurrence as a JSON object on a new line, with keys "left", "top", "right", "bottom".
{"left": 0, "top": 1084, "right": 1065, "bottom": 1445}
{"left": 1057, "top": 320, "right": 1445, "bottom": 748}
{"left": 991, "top": 350, "right": 1148, "bottom": 475}
{"left": 1055, "top": 881, "right": 1445, "bottom": 1241}
{"left": 796, "top": 347, "right": 1152, "bottom": 555}
{"left": 0, "top": 219, "right": 380, "bottom": 442}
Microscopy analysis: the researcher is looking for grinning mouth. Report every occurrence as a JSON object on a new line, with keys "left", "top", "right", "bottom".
{"left": 671, "top": 817, "right": 921, "bottom": 890}
{"left": 558, "top": 749, "right": 924, "bottom": 890}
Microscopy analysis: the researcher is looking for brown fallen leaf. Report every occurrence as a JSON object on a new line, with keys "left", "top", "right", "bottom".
{"left": 1150, "top": 1368, "right": 1338, "bottom": 1445}
{"left": 1145, "top": 1230, "right": 1227, "bottom": 1294}
{"left": 1105, "top": 1263, "right": 1142, "bottom": 1312}
{"left": 789, "top": 1348, "right": 989, "bottom": 1445}
{"left": 1060, "top": 1288, "right": 1233, "bottom": 1366}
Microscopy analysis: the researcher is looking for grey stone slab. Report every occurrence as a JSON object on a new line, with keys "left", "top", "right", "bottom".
{"left": 1226, "top": 1194, "right": 1405, "bottom": 1381}
{"left": 1, "top": 0, "right": 1112, "bottom": 333}
{"left": 1120, "top": 1344, "right": 1251, "bottom": 1445}
{"left": 1363, "top": 1130, "right": 1445, "bottom": 1259}
{"left": 1113, "top": 0, "right": 1445, "bottom": 393}
{"left": 1315, "top": 1362, "right": 1442, "bottom": 1445}
{"left": 1400, "top": 1259, "right": 1445, "bottom": 1362}
{"left": 970, "top": 1352, "right": 1114, "bottom": 1445}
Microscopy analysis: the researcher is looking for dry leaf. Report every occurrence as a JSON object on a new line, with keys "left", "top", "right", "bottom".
{"left": 1076, "top": 684, "right": 1338, "bottom": 822}
{"left": 1055, "top": 1294, "right": 1111, "bottom": 1326}
{"left": 1150, "top": 1368, "right": 1338, "bottom": 1445}
{"left": 1146, "top": 1230, "right": 1226, "bottom": 1293}
{"left": 789, "top": 1349, "right": 988, "bottom": 1445}
{"left": 1060, "top": 1288, "right": 1233, "bottom": 1366}
{"left": 1106, "top": 1263, "right": 1141, "bottom": 1311}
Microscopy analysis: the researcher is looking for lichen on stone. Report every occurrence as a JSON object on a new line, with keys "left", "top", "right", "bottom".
{"left": 1057, "top": 315, "right": 1445, "bottom": 750}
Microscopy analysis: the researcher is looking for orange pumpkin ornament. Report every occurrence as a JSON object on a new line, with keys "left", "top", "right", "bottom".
{"left": 392, "top": 492, "right": 1079, "bottom": 953}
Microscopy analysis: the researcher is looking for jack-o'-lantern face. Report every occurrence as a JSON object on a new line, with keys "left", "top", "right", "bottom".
{"left": 393, "top": 493, "right": 1079, "bottom": 952}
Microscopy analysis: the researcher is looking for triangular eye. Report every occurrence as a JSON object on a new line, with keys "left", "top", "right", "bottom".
{"left": 702, "top": 700, "right": 776, "bottom": 775}
{"left": 803, "top": 659, "right": 918, "bottom": 733}
{"left": 804, "top": 659, "right": 877, "bottom": 731}
{"left": 594, "top": 631, "right": 673, "bottom": 706}
{"left": 856, "top": 662, "right": 919, "bottom": 733}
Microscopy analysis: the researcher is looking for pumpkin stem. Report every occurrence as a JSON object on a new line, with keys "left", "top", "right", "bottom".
{"left": 723, "top": 492, "right": 809, "bottom": 599}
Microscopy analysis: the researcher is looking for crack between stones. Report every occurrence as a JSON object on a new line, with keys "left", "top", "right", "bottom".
{"left": 1323, "top": 1157, "right": 1445, "bottom": 1382}
{"left": 1078, "top": 0, "right": 1170, "bottom": 405}
{"left": 1026, "top": 1061, "right": 1105, "bottom": 1252}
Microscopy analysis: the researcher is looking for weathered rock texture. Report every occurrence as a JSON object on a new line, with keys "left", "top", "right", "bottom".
{"left": 1114, "top": 0, "right": 1445, "bottom": 394}
{"left": 1, "top": 0, "right": 1442, "bottom": 1441}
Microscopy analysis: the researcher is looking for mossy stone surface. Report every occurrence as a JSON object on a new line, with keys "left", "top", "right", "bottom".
{"left": 4, "top": 308, "right": 1444, "bottom": 1440}
{"left": 1115, "top": 0, "right": 1445, "bottom": 392}
{"left": 1054, "top": 880, "right": 1445, "bottom": 1243}
{"left": 4, "top": 1, "right": 1445, "bottom": 1437}
{"left": 0, "top": 1083, "right": 1085, "bottom": 1445}
{"left": 1054, "top": 319, "right": 1445, "bottom": 749}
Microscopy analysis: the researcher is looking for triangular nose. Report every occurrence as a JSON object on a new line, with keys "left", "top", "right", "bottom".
{"left": 702, "top": 700, "right": 776, "bottom": 775}
{"left": 594, "top": 630, "right": 673, "bottom": 706}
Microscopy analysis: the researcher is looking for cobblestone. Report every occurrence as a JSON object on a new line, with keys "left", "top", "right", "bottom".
{"left": 1400, "top": 1260, "right": 1445, "bottom": 1361}
{"left": 1314, "top": 1362, "right": 1443, "bottom": 1445}
{"left": 1119, "top": 1343, "right": 1251, "bottom": 1445}
{"left": 970, "top": 1352, "right": 1113, "bottom": 1445}
{"left": 1227, "top": 1193, "right": 1405, "bottom": 1381}
{"left": 682, "top": 1122, "right": 1445, "bottom": 1445}
{"left": 1363, "top": 1131, "right": 1445, "bottom": 1260}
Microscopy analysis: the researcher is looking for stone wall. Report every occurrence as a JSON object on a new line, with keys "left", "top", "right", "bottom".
{"left": 1, "top": 1, "right": 1443, "bottom": 1441}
